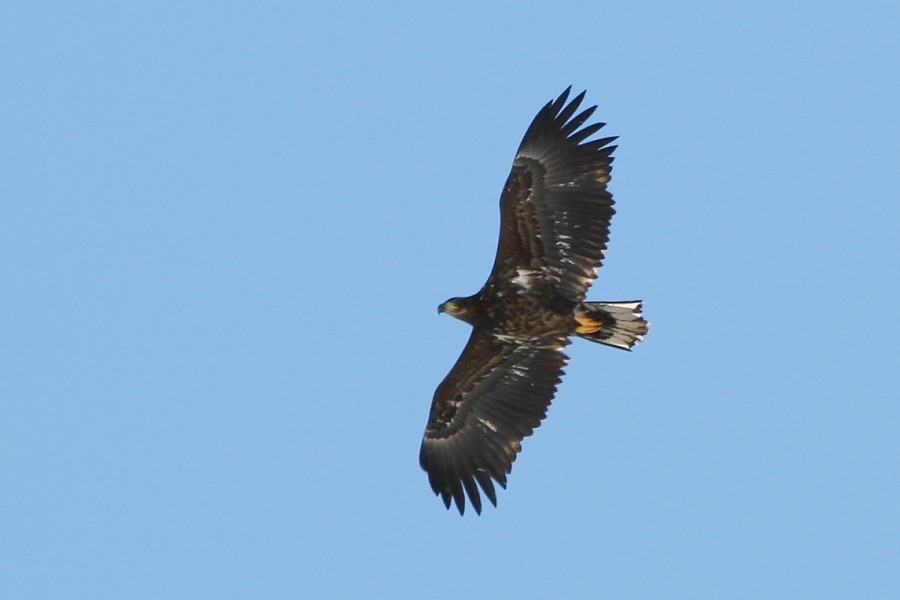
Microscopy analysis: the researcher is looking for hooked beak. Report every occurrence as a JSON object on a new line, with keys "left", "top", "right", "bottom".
{"left": 437, "top": 301, "right": 448, "bottom": 314}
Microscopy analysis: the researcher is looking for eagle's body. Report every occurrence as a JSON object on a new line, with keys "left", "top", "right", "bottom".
{"left": 420, "top": 88, "right": 649, "bottom": 515}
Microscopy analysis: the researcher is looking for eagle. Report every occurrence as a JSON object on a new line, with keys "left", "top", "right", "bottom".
{"left": 419, "top": 87, "right": 649, "bottom": 515}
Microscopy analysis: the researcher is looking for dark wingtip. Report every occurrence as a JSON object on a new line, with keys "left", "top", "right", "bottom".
{"left": 474, "top": 470, "right": 497, "bottom": 508}
{"left": 462, "top": 476, "right": 482, "bottom": 515}
{"left": 519, "top": 86, "right": 607, "bottom": 154}
{"left": 570, "top": 88, "right": 587, "bottom": 108}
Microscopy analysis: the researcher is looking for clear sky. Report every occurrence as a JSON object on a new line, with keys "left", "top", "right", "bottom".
{"left": 3, "top": 2, "right": 899, "bottom": 598}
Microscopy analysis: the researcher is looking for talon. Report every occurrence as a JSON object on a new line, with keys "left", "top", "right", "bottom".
{"left": 574, "top": 315, "right": 603, "bottom": 334}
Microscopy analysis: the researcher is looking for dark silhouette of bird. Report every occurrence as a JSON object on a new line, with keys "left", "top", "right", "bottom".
{"left": 419, "top": 87, "right": 649, "bottom": 514}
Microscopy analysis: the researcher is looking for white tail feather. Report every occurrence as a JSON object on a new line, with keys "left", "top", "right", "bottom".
{"left": 575, "top": 301, "right": 649, "bottom": 350}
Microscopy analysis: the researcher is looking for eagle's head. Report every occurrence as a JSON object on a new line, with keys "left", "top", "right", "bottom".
{"left": 438, "top": 296, "right": 479, "bottom": 325}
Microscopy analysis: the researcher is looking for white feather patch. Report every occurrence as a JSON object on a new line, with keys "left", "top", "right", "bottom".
{"left": 476, "top": 416, "right": 499, "bottom": 433}
{"left": 511, "top": 268, "right": 539, "bottom": 289}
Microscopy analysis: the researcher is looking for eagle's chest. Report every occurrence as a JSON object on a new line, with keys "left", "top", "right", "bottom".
{"left": 481, "top": 288, "right": 575, "bottom": 339}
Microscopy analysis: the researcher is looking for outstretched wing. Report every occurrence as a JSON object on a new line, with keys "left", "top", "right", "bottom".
{"left": 486, "top": 87, "right": 617, "bottom": 302}
{"left": 420, "top": 330, "right": 569, "bottom": 514}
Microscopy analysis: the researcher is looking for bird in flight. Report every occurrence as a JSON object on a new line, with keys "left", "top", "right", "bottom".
{"left": 419, "top": 87, "right": 649, "bottom": 515}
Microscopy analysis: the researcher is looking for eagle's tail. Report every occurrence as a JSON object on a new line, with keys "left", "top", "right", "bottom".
{"left": 574, "top": 301, "right": 649, "bottom": 351}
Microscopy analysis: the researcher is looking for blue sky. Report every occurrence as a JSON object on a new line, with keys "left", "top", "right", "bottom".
{"left": 3, "top": 2, "right": 899, "bottom": 598}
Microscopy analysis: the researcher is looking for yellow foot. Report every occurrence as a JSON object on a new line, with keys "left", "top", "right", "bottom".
{"left": 574, "top": 314, "right": 603, "bottom": 334}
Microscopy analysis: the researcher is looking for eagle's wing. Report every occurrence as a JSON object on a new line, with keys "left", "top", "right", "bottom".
{"left": 486, "top": 87, "right": 617, "bottom": 302}
{"left": 419, "top": 329, "right": 569, "bottom": 514}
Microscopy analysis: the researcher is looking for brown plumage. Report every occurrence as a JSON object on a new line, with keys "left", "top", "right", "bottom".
{"left": 420, "top": 88, "right": 649, "bottom": 515}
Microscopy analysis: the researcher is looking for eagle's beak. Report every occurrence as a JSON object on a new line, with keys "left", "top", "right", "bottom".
{"left": 437, "top": 301, "right": 447, "bottom": 314}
